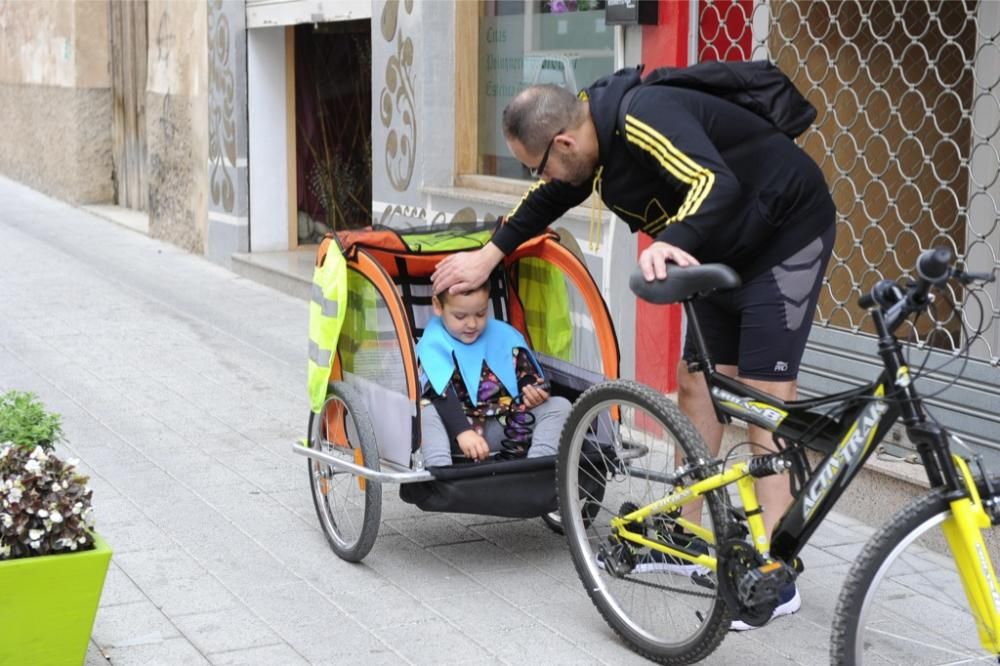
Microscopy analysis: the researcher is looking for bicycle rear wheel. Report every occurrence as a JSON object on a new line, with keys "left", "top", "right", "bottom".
{"left": 307, "top": 381, "right": 382, "bottom": 562}
{"left": 557, "top": 380, "right": 729, "bottom": 665}
{"left": 831, "top": 476, "right": 1000, "bottom": 664}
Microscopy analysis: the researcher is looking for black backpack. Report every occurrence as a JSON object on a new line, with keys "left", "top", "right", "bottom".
{"left": 617, "top": 60, "right": 817, "bottom": 139}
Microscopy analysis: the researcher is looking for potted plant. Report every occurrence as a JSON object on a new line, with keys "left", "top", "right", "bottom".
{"left": 0, "top": 390, "right": 112, "bottom": 665}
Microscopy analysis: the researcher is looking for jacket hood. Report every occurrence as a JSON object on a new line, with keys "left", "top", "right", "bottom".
{"left": 584, "top": 66, "right": 643, "bottom": 162}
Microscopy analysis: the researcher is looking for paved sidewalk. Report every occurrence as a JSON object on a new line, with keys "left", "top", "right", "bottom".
{"left": 0, "top": 178, "right": 900, "bottom": 665}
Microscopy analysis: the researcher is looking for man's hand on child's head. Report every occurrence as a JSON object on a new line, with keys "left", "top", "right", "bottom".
{"left": 457, "top": 430, "right": 491, "bottom": 461}
{"left": 521, "top": 383, "right": 550, "bottom": 409}
{"left": 431, "top": 244, "right": 504, "bottom": 295}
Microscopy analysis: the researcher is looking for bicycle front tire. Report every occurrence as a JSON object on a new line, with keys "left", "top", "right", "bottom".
{"left": 831, "top": 475, "right": 1000, "bottom": 664}
{"left": 557, "top": 380, "right": 729, "bottom": 665}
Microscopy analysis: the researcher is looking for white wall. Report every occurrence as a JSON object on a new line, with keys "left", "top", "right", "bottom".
{"left": 247, "top": 26, "right": 291, "bottom": 252}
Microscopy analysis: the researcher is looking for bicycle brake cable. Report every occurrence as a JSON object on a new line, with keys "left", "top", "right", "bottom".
{"left": 904, "top": 287, "right": 987, "bottom": 402}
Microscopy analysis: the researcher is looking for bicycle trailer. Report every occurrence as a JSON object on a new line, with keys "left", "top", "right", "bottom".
{"left": 293, "top": 222, "right": 620, "bottom": 562}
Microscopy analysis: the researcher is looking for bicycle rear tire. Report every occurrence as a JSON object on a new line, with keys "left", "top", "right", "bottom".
{"left": 831, "top": 475, "right": 1000, "bottom": 664}
{"left": 557, "top": 380, "right": 730, "bottom": 664}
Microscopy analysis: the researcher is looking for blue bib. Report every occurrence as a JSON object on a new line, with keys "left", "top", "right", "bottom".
{"left": 417, "top": 318, "right": 542, "bottom": 400}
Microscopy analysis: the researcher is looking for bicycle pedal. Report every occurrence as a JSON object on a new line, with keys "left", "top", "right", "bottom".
{"left": 737, "top": 560, "right": 796, "bottom": 607}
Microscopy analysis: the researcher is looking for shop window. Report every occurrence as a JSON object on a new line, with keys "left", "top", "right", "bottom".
{"left": 465, "top": 1, "right": 614, "bottom": 181}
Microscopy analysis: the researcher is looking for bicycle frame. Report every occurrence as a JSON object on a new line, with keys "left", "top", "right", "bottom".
{"left": 610, "top": 299, "right": 1000, "bottom": 651}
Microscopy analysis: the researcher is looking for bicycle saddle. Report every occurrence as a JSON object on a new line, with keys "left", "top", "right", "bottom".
{"left": 629, "top": 263, "right": 741, "bottom": 304}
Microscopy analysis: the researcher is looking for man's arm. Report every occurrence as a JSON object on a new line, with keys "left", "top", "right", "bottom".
{"left": 432, "top": 178, "right": 589, "bottom": 295}
{"left": 490, "top": 178, "right": 591, "bottom": 254}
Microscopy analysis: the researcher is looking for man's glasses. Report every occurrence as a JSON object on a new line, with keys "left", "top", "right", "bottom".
{"left": 529, "top": 128, "right": 565, "bottom": 178}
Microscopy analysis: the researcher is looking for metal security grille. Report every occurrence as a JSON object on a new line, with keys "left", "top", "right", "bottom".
{"left": 699, "top": 0, "right": 1000, "bottom": 451}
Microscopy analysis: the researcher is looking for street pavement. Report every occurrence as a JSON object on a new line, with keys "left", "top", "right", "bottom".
{"left": 0, "top": 177, "right": 922, "bottom": 665}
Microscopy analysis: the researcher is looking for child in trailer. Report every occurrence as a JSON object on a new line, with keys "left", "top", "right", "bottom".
{"left": 416, "top": 283, "right": 571, "bottom": 468}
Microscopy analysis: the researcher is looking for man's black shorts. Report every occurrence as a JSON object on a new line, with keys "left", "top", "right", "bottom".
{"left": 682, "top": 223, "right": 836, "bottom": 381}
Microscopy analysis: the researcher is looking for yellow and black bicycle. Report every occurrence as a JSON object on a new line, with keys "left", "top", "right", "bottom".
{"left": 556, "top": 248, "right": 998, "bottom": 664}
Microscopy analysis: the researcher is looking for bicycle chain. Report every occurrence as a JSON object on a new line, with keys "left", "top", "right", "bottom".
{"left": 616, "top": 573, "right": 717, "bottom": 599}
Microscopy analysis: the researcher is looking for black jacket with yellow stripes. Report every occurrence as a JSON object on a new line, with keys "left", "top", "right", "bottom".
{"left": 491, "top": 67, "right": 835, "bottom": 279}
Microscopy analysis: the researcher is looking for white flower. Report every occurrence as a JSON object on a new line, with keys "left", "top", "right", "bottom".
{"left": 49, "top": 511, "right": 63, "bottom": 524}
{"left": 29, "top": 446, "right": 47, "bottom": 461}
{"left": 0, "top": 513, "right": 11, "bottom": 528}
{"left": 54, "top": 538, "right": 73, "bottom": 549}
{"left": 23, "top": 459, "right": 41, "bottom": 474}
{"left": 6, "top": 487, "right": 22, "bottom": 504}
{"left": 37, "top": 509, "right": 48, "bottom": 519}
{"left": 29, "top": 540, "right": 41, "bottom": 549}
{"left": 71, "top": 502, "right": 83, "bottom": 515}
{"left": 0, "top": 543, "right": 9, "bottom": 557}
{"left": 28, "top": 528, "right": 44, "bottom": 541}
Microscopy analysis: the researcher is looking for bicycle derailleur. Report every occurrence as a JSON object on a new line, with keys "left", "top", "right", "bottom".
{"left": 716, "top": 539, "right": 797, "bottom": 628}
{"left": 599, "top": 502, "right": 643, "bottom": 578}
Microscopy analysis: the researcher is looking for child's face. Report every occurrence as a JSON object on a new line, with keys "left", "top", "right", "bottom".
{"left": 433, "top": 290, "right": 490, "bottom": 344}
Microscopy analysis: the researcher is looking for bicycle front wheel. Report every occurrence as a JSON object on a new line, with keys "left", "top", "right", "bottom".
{"left": 557, "top": 380, "right": 729, "bottom": 665}
{"left": 831, "top": 476, "right": 1000, "bottom": 664}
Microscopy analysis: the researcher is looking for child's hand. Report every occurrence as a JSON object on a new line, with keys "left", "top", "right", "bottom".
{"left": 457, "top": 430, "right": 491, "bottom": 461}
{"left": 521, "top": 383, "right": 550, "bottom": 409}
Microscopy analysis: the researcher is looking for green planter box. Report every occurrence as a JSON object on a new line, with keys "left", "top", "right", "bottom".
{"left": 0, "top": 533, "right": 112, "bottom": 666}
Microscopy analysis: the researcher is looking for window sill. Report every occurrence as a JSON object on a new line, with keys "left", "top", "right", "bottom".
{"left": 422, "top": 178, "right": 603, "bottom": 226}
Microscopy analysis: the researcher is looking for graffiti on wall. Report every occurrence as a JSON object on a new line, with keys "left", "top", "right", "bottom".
{"left": 379, "top": 0, "right": 416, "bottom": 192}
{"left": 208, "top": 0, "right": 236, "bottom": 213}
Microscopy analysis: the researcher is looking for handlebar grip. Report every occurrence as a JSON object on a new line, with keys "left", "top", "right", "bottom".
{"left": 858, "top": 279, "right": 902, "bottom": 310}
{"left": 916, "top": 247, "right": 953, "bottom": 285}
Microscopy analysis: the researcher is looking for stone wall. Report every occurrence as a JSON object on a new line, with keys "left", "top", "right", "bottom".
{"left": 0, "top": 85, "right": 112, "bottom": 203}
{"left": 0, "top": 0, "right": 113, "bottom": 203}
{"left": 146, "top": 1, "right": 209, "bottom": 253}
{"left": 146, "top": 92, "right": 207, "bottom": 252}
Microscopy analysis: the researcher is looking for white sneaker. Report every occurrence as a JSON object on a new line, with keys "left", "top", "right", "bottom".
{"left": 730, "top": 584, "right": 800, "bottom": 631}
{"left": 631, "top": 549, "right": 712, "bottom": 576}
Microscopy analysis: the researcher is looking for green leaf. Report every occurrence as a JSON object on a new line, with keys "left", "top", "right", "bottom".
{"left": 0, "top": 391, "right": 63, "bottom": 452}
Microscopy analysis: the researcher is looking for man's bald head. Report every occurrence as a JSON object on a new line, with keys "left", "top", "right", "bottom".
{"left": 502, "top": 85, "right": 586, "bottom": 154}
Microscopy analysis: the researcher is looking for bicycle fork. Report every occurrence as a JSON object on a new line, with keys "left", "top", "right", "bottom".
{"left": 942, "top": 455, "right": 1000, "bottom": 653}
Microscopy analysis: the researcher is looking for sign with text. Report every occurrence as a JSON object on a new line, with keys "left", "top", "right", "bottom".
{"left": 605, "top": 0, "right": 658, "bottom": 25}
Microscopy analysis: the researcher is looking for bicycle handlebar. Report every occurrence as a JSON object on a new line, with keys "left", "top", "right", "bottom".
{"left": 916, "top": 247, "right": 953, "bottom": 285}
{"left": 859, "top": 247, "right": 997, "bottom": 333}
